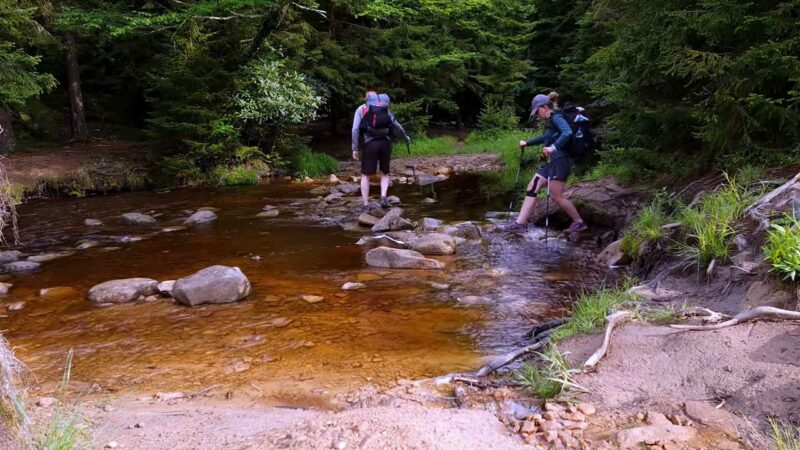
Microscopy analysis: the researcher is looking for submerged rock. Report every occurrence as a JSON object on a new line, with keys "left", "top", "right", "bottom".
{"left": 184, "top": 210, "right": 217, "bottom": 226}
{"left": 409, "top": 233, "right": 456, "bottom": 255}
{"left": 39, "top": 287, "right": 77, "bottom": 298}
{"left": 365, "top": 247, "right": 444, "bottom": 269}
{"left": 0, "top": 251, "right": 22, "bottom": 264}
{"left": 341, "top": 282, "right": 366, "bottom": 291}
{"left": 84, "top": 219, "right": 103, "bottom": 226}
{"left": 27, "top": 252, "right": 74, "bottom": 263}
{"left": 418, "top": 217, "right": 443, "bottom": 231}
{"left": 447, "top": 221, "right": 482, "bottom": 240}
{"left": 256, "top": 210, "right": 280, "bottom": 218}
{"left": 120, "top": 213, "right": 157, "bottom": 226}
{"left": 76, "top": 240, "right": 99, "bottom": 250}
{"left": 309, "top": 185, "right": 330, "bottom": 196}
{"left": 8, "top": 301, "right": 24, "bottom": 311}
{"left": 172, "top": 265, "right": 251, "bottom": 306}
{"left": 0, "top": 282, "right": 12, "bottom": 296}
{"left": 336, "top": 183, "right": 361, "bottom": 195}
{"left": 301, "top": 294, "right": 325, "bottom": 303}
{"left": 2, "top": 261, "right": 41, "bottom": 273}
{"left": 197, "top": 206, "right": 220, "bottom": 212}
{"left": 386, "top": 195, "right": 401, "bottom": 205}
{"left": 87, "top": 278, "right": 159, "bottom": 303}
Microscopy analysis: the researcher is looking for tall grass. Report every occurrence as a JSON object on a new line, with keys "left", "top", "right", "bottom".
{"left": 770, "top": 419, "right": 800, "bottom": 450}
{"left": 293, "top": 149, "right": 339, "bottom": 178}
{"left": 213, "top": 164, "right": 259, "bottom": 186}
{"left": 515, "top": 346, "right": 585, "bottom": 399}
{"left": 551, "top": 282, "right": 637, "bottom": 343}
{"left": 27, "top": 350, "right": 85, "bottom": 450}
{"left": 679, "top": 174, "right": 757, "bottom": 268}
{"left": 620, "top": 195, "right": 677, "bottom": 258}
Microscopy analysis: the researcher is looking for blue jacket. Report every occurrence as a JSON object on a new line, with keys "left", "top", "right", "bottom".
{"left": 526, "top": 111, "right": 572, "bottom": 160}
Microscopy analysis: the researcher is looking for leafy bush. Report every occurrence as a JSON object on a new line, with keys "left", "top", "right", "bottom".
{"left": 293, "top": 149, "right": 338, "bottom": 178}
{"left": 764, "top": 214, "right": 800, "bottom": 282}
{"left": 234, "top": 59, "right": 320, "bottom": 127}
{"left": 476, "top": 104, "right": 519, "bottom": 136}
{"left": 679, "top": 175, "right": 756, "bottom": 268}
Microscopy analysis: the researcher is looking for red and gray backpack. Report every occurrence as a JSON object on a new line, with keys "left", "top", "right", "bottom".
{"left": 360, "top": 94, "right": 392, "bottom": 138}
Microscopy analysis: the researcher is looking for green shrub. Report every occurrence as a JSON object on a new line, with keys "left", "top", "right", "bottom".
{"left": 213, "top": 164, "right": 259, "bottom": 186}
{"left": 476, "top": 104, "right": 519, "bottom": 136}
{"left": 764, "top": 214, "right": 800, "bottom": 281}
{"left": 551, "top": 282, "right": 637, "bottom": 343}
{"left": 293, "top": 149, "right": 339, "bottom": 178}
{"left": 679, "top": 175, "right": 756, "bottom": 268}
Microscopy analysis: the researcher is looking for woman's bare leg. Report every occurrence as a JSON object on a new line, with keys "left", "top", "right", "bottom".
{"left": 516, "top": 174, "right": 547, "bottom": 225}
{"left": 549, "top": 180, "right": 583, "bottom": 222}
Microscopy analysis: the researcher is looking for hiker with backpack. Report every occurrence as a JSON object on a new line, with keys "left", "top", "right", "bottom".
{"left": 504, "top": 92, "right": 589, "bottom": 234}
{"left": 352, "top": 91, "right": 411, "bottom": 209}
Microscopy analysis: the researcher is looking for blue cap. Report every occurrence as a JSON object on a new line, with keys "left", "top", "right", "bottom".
{"left": 531, "top": 94, "right": 549, "bottom": 112}
{"left": 378, "top": 93, "right": 390, "bottom": 105}
{"left": 365, "top": 91, "right": 379, "bottom": 106}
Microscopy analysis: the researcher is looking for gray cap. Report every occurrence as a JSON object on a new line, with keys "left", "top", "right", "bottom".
{"left": 531, "top": 94, "right": 550, "bottom": 113}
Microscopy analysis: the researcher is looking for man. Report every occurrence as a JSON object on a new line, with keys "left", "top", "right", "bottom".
{"left": 351, "top": 91, "right": 410, "bottom": 209}
{"left": 504, "top": 93, "right": 587, "bottom": 234}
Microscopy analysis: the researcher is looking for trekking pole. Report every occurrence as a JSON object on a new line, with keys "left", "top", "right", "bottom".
{"left": 506, "top": 144, "right": 525, "bottom": 223}
{"left": 404, "top": 141, "right": 417, "bottom": 184}
{"left": 544, "top": 159, "right": 551, "bottom": 248}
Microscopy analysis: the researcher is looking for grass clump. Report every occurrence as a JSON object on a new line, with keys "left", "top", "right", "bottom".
{"left": 764, "top": 213, "right": 800, "bottom": 281}
{"left": 770, "top": 419, "right": 800, "bottom": 450}
{"left": 213, "top": 164, "right": 259, "bottom": 186}
{"left": 620, "top": 197, "right": 675, "bottom": 258}
{"left": 293, "top": 148, "right": 338, "bottom": 178}
{"left": 679, "top": 174, "right": 757, "bottom": 269}
{"left": 515, "top": 346, "right": 583, "bottom": 399}
{"left": 551, "top": 283, "right": 637, "bottom": 343}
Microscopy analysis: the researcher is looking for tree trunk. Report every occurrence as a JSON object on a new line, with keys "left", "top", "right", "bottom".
{"left": 243, "top": 1, "right": 292, "bottom": 62}
{"left": 0, "top": 107, "right": 15, "bottom": 155}
{"left": 64, "top": 32, "right": 87, "bottom": 142}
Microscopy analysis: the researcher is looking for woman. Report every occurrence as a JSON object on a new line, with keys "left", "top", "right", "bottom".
{"left": 504, "top": 92, "right": 587, "bottom": 234}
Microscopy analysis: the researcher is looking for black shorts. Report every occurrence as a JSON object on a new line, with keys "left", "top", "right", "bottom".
{"left": 536, "top": 157, "right": 571, "bottom": 181}
{"left": 361, "top": 138, "right": 392, "bottom": 175}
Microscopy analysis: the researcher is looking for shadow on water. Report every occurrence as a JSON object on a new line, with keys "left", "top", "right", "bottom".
{"left": 1, "top": 174, "right": 606, "bottom": 407}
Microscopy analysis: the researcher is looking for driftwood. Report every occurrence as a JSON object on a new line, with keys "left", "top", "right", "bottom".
{"left": 745, "top": 172, "right": 800, "bottom": 231}
{"left": 583, "top": 311, "right": 632, "bottom": 368}
{"left": 670, "top": 306, "right": 800, "bottom": 331}
{"left": 475, "top": 338, "right": 549, "bottom": 377}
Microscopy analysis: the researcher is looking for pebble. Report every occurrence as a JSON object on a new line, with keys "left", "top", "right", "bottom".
{"left": 85, "top": 219, "right": 103, "bottom": 226}
{"left": 105, "top": 441, "right": 118, "bottom": 449}
{"left": 37, "top": 397, "right": 57, "bottom": 407}
{"left": 341, "top": 282, "right": 366, "bottom": 291}
{"left": 428, "top": 282, "right": 450, "bottom": 290}
{"left": 8, "top": 302, "right": 24, "bottom": 312}
{"left": 336, "top": 441, "right": 346, "bottom": 450}
{"left": 301, "top": 295, "right": 325, "bottom": 304}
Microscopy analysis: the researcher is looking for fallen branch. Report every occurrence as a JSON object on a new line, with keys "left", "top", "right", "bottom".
{"left": 583, "top": 311, "right": 632, "bottom": 368}
{"left": 474, "top": 338, "right": 548, "bottom": 377}
{"left": 670, "top": 306, "right": 800, "bottom": 331}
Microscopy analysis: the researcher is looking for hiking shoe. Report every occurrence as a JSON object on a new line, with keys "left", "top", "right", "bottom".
{"left": 565, "top": 221, "right": 588, "bottom": 234}
{"left": 379, "top": 196, "right": 390, "bottom": 209}
{"left": 502, "top": 222, "right": 528, "bottom": 233}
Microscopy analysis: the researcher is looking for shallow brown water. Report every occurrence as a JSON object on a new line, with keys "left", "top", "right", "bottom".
{"left": 1, "top": 176, "right": 602, "bottom": 407}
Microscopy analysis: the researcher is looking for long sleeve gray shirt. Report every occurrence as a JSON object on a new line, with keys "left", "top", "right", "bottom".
{"left": 351, "top": 106, "right": 409, "bottom": 151}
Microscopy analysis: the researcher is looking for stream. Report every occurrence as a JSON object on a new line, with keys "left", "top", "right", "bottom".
{"left": 1, "top": 175, "right": 605, "bottom": 408}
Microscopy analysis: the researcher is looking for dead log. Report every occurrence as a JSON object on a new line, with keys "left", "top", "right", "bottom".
{"left": 583, "top": 311, "right": 632, "bottom": 368}
{"left": 670, "top": 306, "right": 800, "bottom": 331}
{"left": 475, "top": 338, "right": 548, "bottom": 377}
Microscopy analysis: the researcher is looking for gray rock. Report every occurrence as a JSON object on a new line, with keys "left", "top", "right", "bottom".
{"left": 157, "top": 280, "right": 175, "bottom": 296}
{"left": 27, "top": 252, "right": 74, "bottom": 263}
{"left": 184, "top": 210, "right": 217, "bottom": 226}
{"left": 0, "top": 282, "right": 12, "bottom": 296}
{"left": 172, "top": 265, "right": 251, "bottom": 306}
{"left": 358, "top": 213, "right": 379, "bottom": 227}
{"left": 409, "top": 233, "right": 457, "bottom": 255}
{"left": 372, "top": 208, "right": 413, "bottom": 232}
{"left": 262, "top": 204, "right": 277, "bottom": 211}
{"left": 0, "top": 251, "right": 22, "bottom": 264}
{"left": 336, "top": 183, "right": 361, "bottom": 195}
{"left": 341, "top": 282, "right": 366, "bottom": 291}
{"left": 386, "top": 195, "right": 401, "bottom": 205}
{"left": 87, "top": 278, "right": 159, "bottom": 304}
{"left": 2, "top": 261, "right": 41, "bottom": 273}
{"left": 309, "top": 186, "right": 331, "bottom": 195}
{"left": 365, "top": 247, "right": 444, "bottom": 270}
{"left": 447, "top": 222, "right": 482, "bottom": 240}
{"left": 76, "top": 240, "right": 99, "bottom": 250}
{"left": 324, "top": 192, "right": 344, "bottom": 203}
{"left": 256, "top": 210, "right": 280, "bottom": 218}
{"left": 684, "top": 401, "right": 739, "bottom": 438}
{"left": 84, "top": 219, "right": 103, "bottom": 226}
{"left": 418, "top": 217, "right": 443, "bottom": 231}
{"left": 597, "top": 239, "right": 630, "bottom": 267}
{"left": 422, "top": 197, "right": 437, "bottom": 204}
{"left": 429, "top": 282, "right": 450, "bottom": 290}
{"left": 197, "top": 206, "right": 220, "bottom": 212}
{"left": 120, "top": 213, "right": 157, "bottom": 226}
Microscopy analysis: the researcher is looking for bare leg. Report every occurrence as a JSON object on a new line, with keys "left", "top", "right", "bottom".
{"left": 549, "top": 180, "right": 583, "bottom": 222}
{"left": 360, "top": 174, "right": 370, "bottom": 206}
{"left": 380, "top": 173, "right": 390, "bottom": 198}
{"left": 516, "top": 174, "right": 547, "bottom": 225}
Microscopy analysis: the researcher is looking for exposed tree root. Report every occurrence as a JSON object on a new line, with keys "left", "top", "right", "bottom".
{"left": 745, "top": 172, "right": 800, "bottom": 231}
{"left": 583, "top": 311, "right": 632, "bottom": 368}
{"left": 679, "top": 307, "right": 729, "bottom": 324}
{"left": 522, "top": 318, "right": 569, "bottom": 341}
{"left": 670, "top": 306, "right": 800, "bottom": 331}
{"left": 474, "top": 338, "right": 549, "bottom": 377}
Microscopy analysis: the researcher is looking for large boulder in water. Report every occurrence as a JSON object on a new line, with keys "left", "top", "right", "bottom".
{"left": 2, "top": 261, "right": 41, "bottom": 273}
{"left": 409, "top": 233, "right": 457, "bottom": 255}
{"left": 172, "top": 265, "right": 251, "bottom": 306}
{"left": 365, "top": 247, "right": 444, "bottom": 269}
{"left": 120, "top": 212, "right": 157, "bottom": 226}
{"left": 184, "top": 210, "right": 217, "bottom": 226}
{"left": 88, "top": 278, "right": 159, "bottom": 303}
